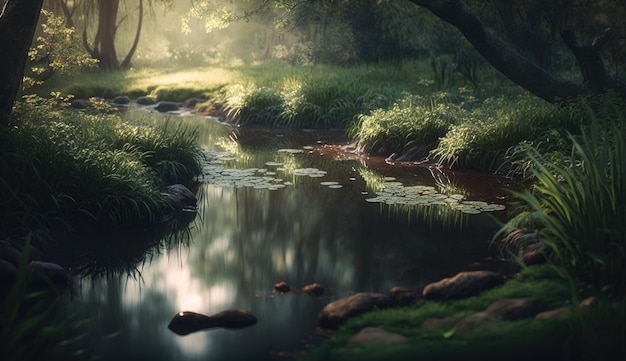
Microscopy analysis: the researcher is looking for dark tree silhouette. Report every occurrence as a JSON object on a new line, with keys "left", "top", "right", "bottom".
{"left": 0, "top": 0, "right": 45, "bottom": 117}
{"left": 407, "top": 0, "right": 625, "bottom": 103}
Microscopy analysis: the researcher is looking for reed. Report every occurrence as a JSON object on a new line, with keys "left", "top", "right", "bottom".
{"left": 512, "top": 115, "right": 626, "bottom": 295}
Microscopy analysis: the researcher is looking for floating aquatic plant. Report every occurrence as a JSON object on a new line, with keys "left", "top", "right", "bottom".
{"left": 365, "top": 180, "right": 505, "bottom": 215}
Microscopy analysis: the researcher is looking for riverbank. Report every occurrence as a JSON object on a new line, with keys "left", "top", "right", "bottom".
{"left": 302, "top": 264, "right": 626, "bottom": 361}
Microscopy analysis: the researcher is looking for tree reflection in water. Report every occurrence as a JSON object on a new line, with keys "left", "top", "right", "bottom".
{"left": 70, "top": 115, "right": 507, "bottom": 361}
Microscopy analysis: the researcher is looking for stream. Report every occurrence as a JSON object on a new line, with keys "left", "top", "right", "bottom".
{"left": 68, "top": 113, "right": 516, "bottom": 361}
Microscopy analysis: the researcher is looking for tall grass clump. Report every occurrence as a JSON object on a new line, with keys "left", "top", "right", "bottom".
{"left": 432, "top": 97, "right": 583, "bottom": 172}
{"left": 117, "top": 120, "right": 202, "bottom": 185}
{"left": 512, "top": 113, "right": 625, "bottom": 296}
{"left": 0, "top": 98, "right": 202, "bottom": 246}
{"left": 350, "top": 94, "right": 460, "bottom": 158}
{"left": 215, "top": 63, "right": 412, "bottom": 129}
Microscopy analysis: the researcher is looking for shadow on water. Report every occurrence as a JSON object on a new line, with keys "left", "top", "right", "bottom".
{"left": 68, "top": 114, "right": 516, "bottom": 361}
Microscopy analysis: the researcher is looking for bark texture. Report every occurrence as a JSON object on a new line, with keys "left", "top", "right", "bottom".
{"left": 0, "top": 0, "right": 45, "bottom": 117}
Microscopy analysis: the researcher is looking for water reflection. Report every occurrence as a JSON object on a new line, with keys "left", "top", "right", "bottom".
{"left": 72, "top": 115, "right": 508, "bottom": 361}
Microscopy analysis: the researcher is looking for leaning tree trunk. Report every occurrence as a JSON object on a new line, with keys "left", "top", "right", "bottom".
{"left": 408, "top": 0, "right": 585, "bottom": 103}
{"left": 0, "top": 0, "right": 45, "bottom": 118}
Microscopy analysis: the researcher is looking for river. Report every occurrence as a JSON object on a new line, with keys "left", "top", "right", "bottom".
{"left": 68, "top": 113, "right": 515, "bottom": 361}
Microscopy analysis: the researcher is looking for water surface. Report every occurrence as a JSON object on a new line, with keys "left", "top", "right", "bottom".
{"left": 71, "top": 115, "right": 513, "bottom": 361}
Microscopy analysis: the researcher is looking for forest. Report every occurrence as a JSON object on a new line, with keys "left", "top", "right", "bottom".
{"left": 0, "top": 1, "right": 625, "bottom": 360}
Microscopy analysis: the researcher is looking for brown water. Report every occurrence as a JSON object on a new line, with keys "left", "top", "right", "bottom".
{"left": 69, "top": 115, "right": 515, "bottom": 361}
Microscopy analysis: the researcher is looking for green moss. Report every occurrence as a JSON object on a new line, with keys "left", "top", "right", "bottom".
{"left": 302, "top": 265, "right": 581, "bottom": 361}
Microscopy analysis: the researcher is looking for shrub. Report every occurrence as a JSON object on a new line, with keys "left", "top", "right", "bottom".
{"left": 350, "top": 94, "right": 462, "bottom": 157}
{"left": 512, "top": 116, "right": 626, "bottom": 295}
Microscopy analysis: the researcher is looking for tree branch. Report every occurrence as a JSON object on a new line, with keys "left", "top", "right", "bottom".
{"left": 407, "top": 0, "right": 585, "bottom": 103}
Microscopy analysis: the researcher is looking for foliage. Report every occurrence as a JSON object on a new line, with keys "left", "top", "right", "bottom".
{"left": 349, "top": 94, "right": 461, "bottom": 157}
{"left": 0, "top": 238, "right": 86, "bottom": 361}
{"left": 0, "top": 97, "right": 202, "bottom": 246}
{"left": 431, "top": 96, "right": 584, "bottom": 172}
{"left": 214, "top": 62, "right": 422, "bottom": 128}
{"left": 24, "top": 10, "right": 98, "bottom": 88}
{"left": 511, "top": 113, "right": 626, "bottom": 296}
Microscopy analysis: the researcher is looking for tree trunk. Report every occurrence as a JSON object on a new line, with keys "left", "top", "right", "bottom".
{"left": 0, "top": 0, "right": 45, "bottom": 118}
{"left": 408, "top": 0, "right": 585, "bottom": 103}
{"left": 94, "top": 0, "right": 120, "bottom": 70}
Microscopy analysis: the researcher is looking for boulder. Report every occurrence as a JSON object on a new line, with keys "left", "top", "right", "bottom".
{"left": 579, "top": 296, "right": 598, "bottom": 311}
{"left": 111, "top": 95, "right": 131, "bottom": 105}
{"left": 348, "top": 327, "right": 406, "bottom": 345}
{"left": 422, "top": 271, "right": 504, "bottom": 300}
{"left": 302, "top": 283, "right": 324, "bottom": 296}
{"left": 319, "top": 290, "right": 414, "bottom": 330}
{"left": 71, "top": 98, "right": 91, "bottom": 109}
{"left": 0, "top": 243, "right": 23, "bottom": 266}
{"left": 499, "top": 230, "right": 546, "bottom": 265}
{"left": 155, "top": 101, "right": 180, "bottom": 113}
{"left": 0, "top": 260, "right": 17, "bottom": 283}
{"left": 163, "top": 184, "right": 197, "bottom": 210}
{"left": 183, "top": 97, "right": 204, "bottom": 109}
{"left": 535, "top": 307, "right": 572, "bottom": 320}
{"left": 485, "top": 298, "right": 540, "bottom": 320}
{"left": 168, "top": 309, "right": 257, "bottom": 335}
{"left": 273, "top": 281, "right": 292, "bottom": 294}
{"left": 455, "top": 312, "right": 499, "bottom": 334}
{"left": 102, "top": 88, "right": 115, "bottom": 99}
{"left": 26, "top": 261, "right": 69, "bottom": 287}
{"left": 136, "top": 96, "right": 156, "bottom": 106}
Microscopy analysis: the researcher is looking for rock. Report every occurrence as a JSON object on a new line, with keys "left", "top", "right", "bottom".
{"left": 26, "top": 261, "right": 69, "bottom": 287}
{"left": 319, "top": 293, "right": 396, "bottom": 330}
{"left": 273, "top": 281, "right": 292, "bottom": 294}
{"left": 485, "top": 298, "right": 540, "bottom": 320}
{"left": 579, "top": 296, "right": 598, "bottom": 311}
{"left": 0, "top": 260, "right": 17, "bottom": 283}
{"left": 71, "top": 98, "right": 91, "bottom": 109}
{"left": 302, "top": 283, "right": 324, "bottom": 296}
{"left": 155, "top": 101, "right": 180, "bottom": 113}
{"left": 499, "top": 230, "right": 546, "bottom": 265}
{"left": 111, "top": 95, "right": 131, "bottom": 105}
{"left": 456, "top": 312, "right": 499, "bottom": 334}
{"left": 0, "top": 243, "right": 23, "bottom": 267}
{"left": 102, "top": 88, "right": 114, "bottom": 99}
{"left": 183, "top": 97, "right": 204, "bottom": 109}
{"left": 422, "top": 271, "right": 505, "bottom": 300}
{"left": 163, "top": 184, "right": 197, "bottom": 210}
{"left": 136, "top": 96, "right": 156, "bottom": 106}
{"left": 348, "top": 327, "right": 406, "bottom": 345}
{"left": 389, "top": 286, "right": 417, "bottom": 304}
{"left": 535, "top": 307, "right": 572, "bottom": 320}
{"left": 419, "top": 317, "right": 457, "bottom": 330}
{"left": 168, "top": 309, "right": 257, "bottom": 336}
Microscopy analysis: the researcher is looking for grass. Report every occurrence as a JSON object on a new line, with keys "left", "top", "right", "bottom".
{"left": 0, "top": 238, "right": 86, "bottom": 361}
{"left": 302, "top": 265, "right": 598, "bottom": 361}
{"left": 511, "top": 112, "right": 626, "bottom": 296}
{"left": 0, "top": 97, "right": 202, "bottom": 248}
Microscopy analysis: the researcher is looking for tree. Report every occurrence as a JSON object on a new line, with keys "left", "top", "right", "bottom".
{"left": 25, "top": 10, "right": 98, "bottom": 88}
{"left": 182, "top": 0, "right": 625, "bottom": 103}
{"left": 407, "top": 0, "right": 626, "bottom": 103}
{"left": 47, "top": 0, "right": 147, "bottom": 70}
{"left": 0, "top": 0, "right": 45, "bottom": 118}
